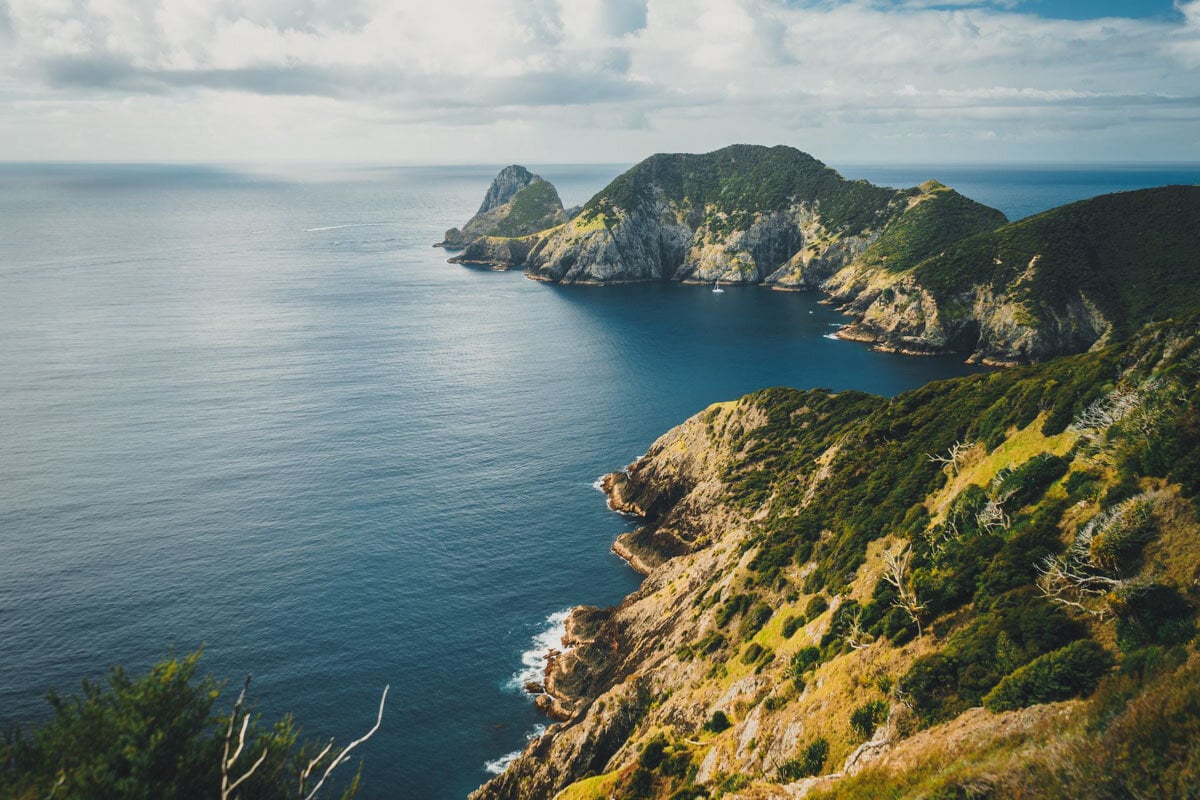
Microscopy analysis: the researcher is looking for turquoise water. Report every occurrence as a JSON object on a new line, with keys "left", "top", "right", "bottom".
{"left": 1, "top": 161, "right": 1197, "bottom": 798}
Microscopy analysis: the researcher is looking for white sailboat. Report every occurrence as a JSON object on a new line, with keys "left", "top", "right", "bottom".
{"left": 712, "top": 279, "right": 724, "bottom": 293}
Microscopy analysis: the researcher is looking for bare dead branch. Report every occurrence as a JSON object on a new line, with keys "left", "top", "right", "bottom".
{"left": 300, "top": 685, "right": 389, "bottom": 800}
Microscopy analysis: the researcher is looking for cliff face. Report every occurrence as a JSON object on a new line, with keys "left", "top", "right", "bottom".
{"left": 442, "top": 148, "right": 1200, "bottom": 366}
{"left": 521, "top": 145, "right": 928, "bottom": 285}
{"left": 472, "top": 316, "right": 1200, "bottom": 800}
{"left": 833, "top": 185, "right": 1200, "bottom": 364}
{"left": 437, "top": 166, "right": 568, "bottom": 249}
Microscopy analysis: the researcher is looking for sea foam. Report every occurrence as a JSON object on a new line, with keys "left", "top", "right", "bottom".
{"left": 508, "top": 610, "right": 571, "bottom": 692}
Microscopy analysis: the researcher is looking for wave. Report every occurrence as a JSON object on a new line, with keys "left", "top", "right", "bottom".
{"left": 823, "top": 332, "right": 843, "bottom": 340}
{"left": 482, "top": 725, "right": 546, "bottom": 775}
{"left": 303, "top": 222, "right": 386, "bottom": 232}
{"left": 508, "top": 610, "right": 571, "bottom": 692}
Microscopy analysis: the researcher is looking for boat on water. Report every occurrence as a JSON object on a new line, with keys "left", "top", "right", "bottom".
{"left": 713, "top": 279, "right": 724, "bottom": 293}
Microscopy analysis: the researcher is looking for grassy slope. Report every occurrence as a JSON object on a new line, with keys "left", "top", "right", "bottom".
{"left": 492, "top": 179, "right": 565, "bottom": 237}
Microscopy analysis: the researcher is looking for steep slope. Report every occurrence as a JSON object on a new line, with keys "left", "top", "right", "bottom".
{"left": 436, "top": 165, "right": 568, "bottom": 249}
{"left": 472, "top": 314, "right": 1200, "bottom": 800}
{"left": 521, "top": 145, "right": 1003, "bottom": 285}
{"left": 838, "top": 185, "right": 1200, "bottom": 365}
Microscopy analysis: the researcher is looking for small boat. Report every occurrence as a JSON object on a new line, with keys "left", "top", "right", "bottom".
{"left": 712, "top": 279, "right": 724, "bottom": 293}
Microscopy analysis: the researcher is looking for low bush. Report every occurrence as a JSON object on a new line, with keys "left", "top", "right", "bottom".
{"left": 704, "top": 711, "right": 731, "bottom": 733}
{"left": 983, "top": 639, "right": 1113, "bottom": 712}
{"left": 849, "top": 700, "right": 889, "bottom": 741}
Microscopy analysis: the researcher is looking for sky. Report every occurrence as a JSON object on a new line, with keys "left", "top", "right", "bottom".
{"left": 0, "top": 0, "right": 1197, "bottom": 165}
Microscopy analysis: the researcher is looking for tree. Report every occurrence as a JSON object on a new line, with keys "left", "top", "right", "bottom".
{"left": 0, "top": 652, "right": 387, "bottom": 800}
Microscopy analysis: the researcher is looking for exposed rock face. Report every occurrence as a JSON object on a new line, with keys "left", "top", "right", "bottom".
{"left": 478, "top": 165, "right": 537, "bottom": 215}
{"left": 441, "top": 149, "right": 1200, "bottom": 365}
{"left": 522, "top": 145, "right": 921, "bottom": 285}
{"left": 435, "top": 166, "right": 568, "bottom": 249}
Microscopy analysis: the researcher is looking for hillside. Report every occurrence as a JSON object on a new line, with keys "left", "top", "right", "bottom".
{"left": 436, "top": 165, "right": 569, "bottom": 249}
{"left": 472, "top": 314, "right": 1200, "bottom": 800}
{"left": 521, "top": 145, "right": 1003, "bottom": 286}
{"left": 838, "top": 185, "right": 1200, "bottom": 364}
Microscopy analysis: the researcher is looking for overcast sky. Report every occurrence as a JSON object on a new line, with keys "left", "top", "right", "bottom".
{"left": 1, "top": 0, "right": 1197, "bottom": 164}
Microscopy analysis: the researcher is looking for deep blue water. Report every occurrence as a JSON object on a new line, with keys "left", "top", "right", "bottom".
{"left": 1, "top": 161, "right": 1196, "bottom": 799}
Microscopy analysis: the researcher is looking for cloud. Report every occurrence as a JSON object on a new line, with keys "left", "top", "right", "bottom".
{"left": 0, "top": 0, "right": 1197, "bottom": 163}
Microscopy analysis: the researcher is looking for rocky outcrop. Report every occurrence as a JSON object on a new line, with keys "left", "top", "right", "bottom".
{"left": 435, "top": 166, "right": 568, "bottom": 250}
{"left": 447, "top": 231, "right": 554, "bottom": 270}
{"left": 470, "top": 399, "right": 764, "bottom": 800}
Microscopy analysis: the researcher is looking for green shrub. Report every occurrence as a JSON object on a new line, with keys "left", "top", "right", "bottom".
{"left": 639, "top": 733, "right": 669, "bottom": 770}
{"left": 704, "top": 710, "right": 731, "bottom": 733}
{"left": 781, "top": 614, "right": 804, "bottom": 638}
{"left": 716, "top": 594, "right": 753, "bottom": 627}
{"left": 790, "top": 646, "right": 822, "bottom": 677}
{"left": 1113, "top": 583, "right": 1196, "bottom": 652}
{"left": 0, "top": 652, "right": 370, "bottom": 800}
{"left": 849, "top": 700, "right": 889, "bottom": 741}
{"left": 805, "top": 595, "right": 830, "bottom": 621}
{"left": 742, "top": 643, "right": 765, "bottom": 664}
{"left": 983, "top": 639, "right": 1114, "bottom": 712}
{"left": 660, "top": 750, "right": 692, "bottom": 779}
{"left": 739, "top": 602, "right": 774, "bottom": 640}
{"left": 994, "top": 453, "right": 1070, "bottom": 511}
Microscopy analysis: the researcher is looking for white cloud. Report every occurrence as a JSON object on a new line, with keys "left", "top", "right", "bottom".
{"left": 0, "top": 0, "right": 1196, "bottom": 163}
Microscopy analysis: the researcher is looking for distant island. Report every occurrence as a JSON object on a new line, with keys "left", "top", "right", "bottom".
{"left": 441, "top": 145, "right": 1200, "bottom": 366}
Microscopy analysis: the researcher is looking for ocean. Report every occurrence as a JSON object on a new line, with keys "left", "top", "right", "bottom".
{"left": 1, "top": 161, "right": 1197, "bottom": 798}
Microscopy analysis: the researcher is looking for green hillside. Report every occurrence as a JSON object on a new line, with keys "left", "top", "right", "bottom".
{"left": 911, "top": 186, "right": 1200, "bottom": 337}
{"left": 580, "top": 144, "right": 905, "bottom": 235}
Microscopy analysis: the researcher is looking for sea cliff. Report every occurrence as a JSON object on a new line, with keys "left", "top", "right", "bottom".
{"left": 442, "top": 147, "right": 1200, "bottom": 366}
{"left": 472, "top": 314, "right": 1200, "bottom": 800}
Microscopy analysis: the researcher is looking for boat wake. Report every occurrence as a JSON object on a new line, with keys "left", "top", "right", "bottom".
{"left": 303, "top": 222, "right": 387, "bottom": 232}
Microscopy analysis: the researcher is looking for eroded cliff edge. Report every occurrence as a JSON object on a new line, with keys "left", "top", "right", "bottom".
{"left": 471, "top": 315, "right": 1200, "bottom": 800}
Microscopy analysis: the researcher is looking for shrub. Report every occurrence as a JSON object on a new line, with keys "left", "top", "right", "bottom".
{"left": 639, "top": 734, "right": 669, "bottom": 770}
{"left": 660, "top": 750, "right": 692, "bottom": 779}
{"left": 790, "top": 646, "right": 822, "bottom": 677}
{"left": 849, "top": 700, "right": 889, "bottom": 741}
{"left": 804, "top": 595, "right": 830, "bottom": 621}
{"left": 994, "top": 453, "right": 1070, "bottom": 510}
{"left": 796, "top": 738, "right": 829, "bottom": 778}
{"left": 1113, "top": 583, "right": 1196, "bottom": 652}
{"left": 716, "top": 594, "right": 754, "bottom": 627}
{"left": 983, "top": 640, "right": 1114, "bottom": 712}
{"left": 781, "top": 614, "right": 804, "bottom": 638}
{"left": 739, "top": 602, "right": 774, "bottom": 640}
{"left": 0, "top": 652, "right": 370, "bottom": 800}
{"left": 742, "top": 643, "right": 765, "bottom": 664}
{"left": 704, "top": 711, "right": 731, "bottom": 733}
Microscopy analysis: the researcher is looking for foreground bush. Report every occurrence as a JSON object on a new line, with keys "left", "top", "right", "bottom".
{"left": 0, "top": 652, "right": 383, "bottom": 800}
{"left": 983, "top": 640, "right": 1113, "bottom": 712}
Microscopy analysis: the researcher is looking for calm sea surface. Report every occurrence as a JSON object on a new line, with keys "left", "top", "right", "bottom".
{"left": 2, "top": 161, "right": 1197, "bottom": 798}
